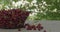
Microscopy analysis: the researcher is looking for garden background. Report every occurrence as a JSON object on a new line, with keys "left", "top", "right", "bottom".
{"left": 0, "top": 0, "right": 60, "bottom": 20}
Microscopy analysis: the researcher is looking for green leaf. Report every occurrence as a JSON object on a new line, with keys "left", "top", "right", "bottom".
{"left": 4, "top": 0, "right": 11, "bottom": 5}
{"left": 54, "top": 0, "right": 60, "bottom": 10}
{"left": 28, "top": 6, "right": 36, "bottom": 9}
{"left": 37, "top": 0, "right": 42, "bottom": 3}
{"left": 44, "top": 0, "right": 55, "bottom": 4}
{"left": 13, "top": 0, "right": 18, "bottom": 2}
{"left": 0, "top": 0, "right": 4, "bottom": 4}
{"left": 27, "top": 0, "right": 32, "bottom": 3}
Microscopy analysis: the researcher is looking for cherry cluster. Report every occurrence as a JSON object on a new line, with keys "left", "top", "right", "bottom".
{"left": 25, "top": 23, "right": 43, "bottom": 30}
{"left": 18, "top": 23, "right": 47, "bottom": 32}
{"left": 0, "top": 9, "right": 30, "bottom": 29}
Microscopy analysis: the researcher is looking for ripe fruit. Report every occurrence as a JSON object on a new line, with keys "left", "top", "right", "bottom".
{"left": 43, "top": 30, "right": 47, "bottom": 32}
{"left": 38, "top": 23, "right": 41, "bottom": 26}
{"left": 38, "top": 28, "right": 41, "bottom": 31}
{"left": 0, "top": 23, "right": 4, "bottom": 28}
{"left": 36, "top": 23, "right": 44, "bottom": 31}
{"left": 32, "top": 25, "right": 36, "bottom": 30}
{"left": 27, "top": 26, "right": 32, "bottom": 30}
{"left": 40, "top": 26, "right": 43, "bottom": 30}
{"left": 25, "top": 23, "right": 29, "bottom": 27}
{"left": 8, "top": 22, "right": 15, "bottom": 28}
{"left": 36, "top": 24, "right": 41, "bottom": 28}
{"left": 26, "top": 24, "right": 32, "bottom": 30}
{"left": 18, "top": 28, "right": 21, "bottom": 31}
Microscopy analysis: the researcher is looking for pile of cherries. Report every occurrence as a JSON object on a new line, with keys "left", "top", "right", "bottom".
{"left": 0, "top": 9, "right": 30, "bottom": 29}
{"left": 18, "top": 23, "right": 47, "bottom": 32}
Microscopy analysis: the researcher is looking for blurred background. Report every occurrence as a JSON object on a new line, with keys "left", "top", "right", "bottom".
{"left": 0, "top": 0, "right": 60, "bottom": 20}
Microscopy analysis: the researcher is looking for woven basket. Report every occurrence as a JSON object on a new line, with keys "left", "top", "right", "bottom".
{"left": 0, "top": 9, "right": 30, "bottom": 29}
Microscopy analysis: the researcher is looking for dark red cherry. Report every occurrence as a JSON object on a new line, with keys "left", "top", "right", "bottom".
{"left": 43, "top": 30, "right": 47, "bottom": 32}
{"left": 38, "top": 28, "right": 41, "bottom": 31}
{"left": 41, "top": 26, "right": 44, "bottom": 30}
{"left": 32, "top": 25, "right": 36, "bottom": 30}
{"left": 38, "top": 23, "right": 41, "bottom": 26}
{"left": 26, "top": 26, "right": 32, "bottom": 30}
{"left": 26, "top": 24, "right": 32, "bottom": 30}
{"left": 18, "top": 28, "right": 21, "bottom": 31}
{"left": 25, "top": 23, "right": 29, "bottom": 27}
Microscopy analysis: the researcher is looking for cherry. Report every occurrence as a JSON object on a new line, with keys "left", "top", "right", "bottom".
{"left": 25, "top": 23, "right": 29, "bottom": 26}
{"left": 0, "top": 23, "right": 4, "bottom": 28}
{"left": 38, "top": 23, "right": 41, "bottom": 26}
{"left": 2, "top": 10, "right": 8, "bottom": 15}
{"left": 25, "top": 24, "right": 32, "bottom": 30}
{"left": 40, "top": 26, "right": 44, "bottom": 30}
{"left": 15, "top": 9, "right": 21, "bottom": 13}
{"left": 8, "top": 11, "right": 12, "bottom": 15}
{"left": 38, "top": 28, "right": 41, "bottom": 31}
{"left": 18, "top": 28, "right": 21, "bottom": 31}
{"left": 36, "top": 24, "right": 41, "bottom": 28}
{"left": 32, "top": 25, "right": 36, "bottom": 30}
{"left": 43, "top": 30, "right": 47, "bottom": 32}
{"left": 26, "top": 25, "right": 32, "bottom": 30}
{"left": 36, "top": 23, "right": 44, "bottom": 31}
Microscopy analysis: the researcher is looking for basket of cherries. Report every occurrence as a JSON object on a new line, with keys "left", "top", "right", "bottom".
{"left": 0, "top": 8, "right": 30, "bottom": 29}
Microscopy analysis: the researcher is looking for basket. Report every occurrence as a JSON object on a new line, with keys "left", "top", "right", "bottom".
{"left": 0, "top": 8, "right": 30, "bottom": 29}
